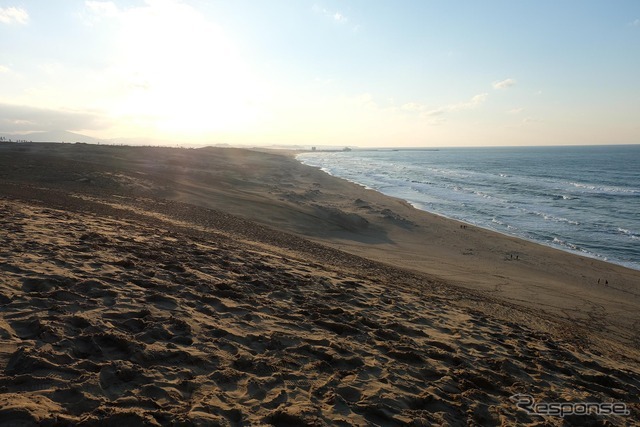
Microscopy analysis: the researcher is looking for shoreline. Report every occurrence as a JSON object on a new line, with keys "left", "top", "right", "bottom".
{"left": 335, "top": 170, "right": 640, "bottom": 271}
{"left": 295, "top": 150, "right": 640, "bottom": 272}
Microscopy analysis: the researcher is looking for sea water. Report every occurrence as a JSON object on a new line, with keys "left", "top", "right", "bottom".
{"left": 297, "top": 145, "right": 640, "bottom": 270}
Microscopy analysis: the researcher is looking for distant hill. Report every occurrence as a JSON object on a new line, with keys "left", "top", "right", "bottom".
{"left": 0, "top": 130, "right": 102, "bottom": 144}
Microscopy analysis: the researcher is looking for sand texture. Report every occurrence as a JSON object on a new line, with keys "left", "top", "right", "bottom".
{"left": 1, "top": 143, "right": 639, "bottom": 426}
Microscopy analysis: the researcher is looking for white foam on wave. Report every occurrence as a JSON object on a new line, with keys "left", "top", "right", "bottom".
{"left": 618, "top": 228, "right": 639, "bottom": 240}
{"left": 552, "top": 237, "right": 578, "bottom": 250}
{"left": 569, "top": 181, "right": 639, "bottom": 195}
{"left": 530, "top": 211, "right": 580, "bottom": 226}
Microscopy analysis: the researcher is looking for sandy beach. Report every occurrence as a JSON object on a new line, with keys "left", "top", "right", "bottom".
{"left": 1, "top": 142, "right": 639, "bottom": 425}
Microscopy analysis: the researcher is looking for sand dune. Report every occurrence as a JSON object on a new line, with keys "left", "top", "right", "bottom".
{"left": 1, "top": 143, "right": 639, "bottom": 425}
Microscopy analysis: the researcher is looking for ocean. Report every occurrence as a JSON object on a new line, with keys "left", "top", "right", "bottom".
{"left": 297, "top": 145, "right": 640, "bottom": 271}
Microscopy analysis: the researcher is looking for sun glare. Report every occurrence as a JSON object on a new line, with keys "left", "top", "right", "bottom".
{"left": 105, "top": 1, "right": 264, "bottom": 138}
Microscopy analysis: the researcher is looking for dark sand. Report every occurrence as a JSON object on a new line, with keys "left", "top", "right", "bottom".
{"left": 0, "top": 142, "right": 638, "bottom": 425}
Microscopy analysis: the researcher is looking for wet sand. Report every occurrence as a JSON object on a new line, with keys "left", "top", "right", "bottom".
{"left": 0, "top": 142, "right": 638, "bottom": 425}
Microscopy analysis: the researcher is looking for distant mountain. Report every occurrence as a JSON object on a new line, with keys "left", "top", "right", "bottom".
{"left": 0, "top": 130, "right": 102, "bottom": 144}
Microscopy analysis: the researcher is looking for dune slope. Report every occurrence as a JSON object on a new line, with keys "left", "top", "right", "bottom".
{"left": 0, "top": 143, "right": 639, "bottom": 425}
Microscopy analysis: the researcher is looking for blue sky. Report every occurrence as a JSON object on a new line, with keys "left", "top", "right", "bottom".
{"left": 1, "top": 1, "right": 639, "bottom": 146}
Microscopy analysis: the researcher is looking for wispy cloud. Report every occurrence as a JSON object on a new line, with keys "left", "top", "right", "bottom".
{"left": 80, "top": 1, "right": 119, "bottom": 26}
{"left": 313, "top": 4, "right": 348, "bottom": 24}
{"left": 354, "top": 93, "right": 378, "bottom": 109}
{"left": 400, "top": 102, "right": 424, "bottom": 112}
{"left": 632, "top": 18, "right": 640, "bottom": 27}
{"left": 492, "top": 78, "right": 517, "bottom": 89}
{"left": 450, "top": 93, "right": 488, "bottom": 110}
{"left": 523, "top": 116, "right": 542, "bottom": 123}
{"left": 400, "top": 93, "right": 488, "bottom": 120}
{"left": 333, "top": 12, "right": 348, "bottom": 23}
{"left": 507, "top": 107, "right": 524, "bottom": 114}
{"left": 0, "top": 6, "right": 29, "bottom": 25}
{"left": 85, "top": 1, "right": 119, "bottom": 17}
{"left": 312, "top": 4, "right": 361, "bottom": 31}
{"left": 0, "top": 65, "right": 10, "bottom": 73}
{"left": 422, "top": 108, "right": 446, "bottom": 117}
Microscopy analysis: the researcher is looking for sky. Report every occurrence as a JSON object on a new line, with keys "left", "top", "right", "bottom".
{"left": 1, "top": 1, "right": 639, "bottom": 147}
